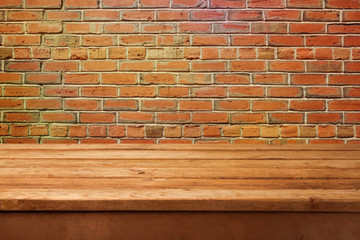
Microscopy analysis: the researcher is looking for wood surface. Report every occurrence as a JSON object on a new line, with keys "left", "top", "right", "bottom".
{"left": 1, "top": 212, "right": 360, "bottom": 240}
{"left": 0, "top": 144, "right": 359, "bottom": 212}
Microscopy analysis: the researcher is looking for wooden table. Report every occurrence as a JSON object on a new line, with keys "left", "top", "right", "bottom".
{"left": 0, "top": 144, "right": 359, "bottom": 240}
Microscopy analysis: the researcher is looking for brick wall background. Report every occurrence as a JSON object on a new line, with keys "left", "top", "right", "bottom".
{"left": 0, "top": 0, "right": 359, "bottom": 144}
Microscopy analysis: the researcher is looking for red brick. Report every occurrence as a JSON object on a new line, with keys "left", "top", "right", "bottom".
{"left": 64, "top": 74, "right": 99, "bottom": 85}
{"left": 140, "top": 0, "right": 169, "bottom": 7}
{"left": 65, "top": 0, "right": 98, "bottom": 8}
{"left": 27, "top": 99, "right": 61, "bottom": 110}
{"left": 0, "top": 73, "right": 22, "bottom": 84}
{"left": 83, "top": 36, "right": 115, "bottom": 47}
{"left": 281, "top": 126, "right": 298, "bottom": 138}
{"left": 65, "top": 100, "right": 99, "bottom": 111}
{"left": 104, "top": 100, "right": 138, "bottom": 111}
{"left": 231, "top": 61, "right": 266, "bottom": 71}
{"left": 82, "top": 61, "right": 117, "bottom": 71}
{"left": 81, "top": 139, "right": 117, "bottom": 144}
{"left": 11, "top": 125, "right": 29, "bottom": 137}
{"left": 180, "top": 100, "right": 212, "bottom": 111}
{"left": 120, "top": 87, "right": 155, "bottom": 97}
{"left": 215, "top": 74, "right": 249, "bottom": 84}
{"left": 4, "top": 36, "right": 41, "bottom": 46}
{"left": 30, "top": 125, "right": 48, "bottom": 136}
{"left": 104, "top": 23, "right": 137, "bottom": 33}
{"left": 0, "top": 24, "right": 24, "bottom": 33}
{"left": 42, "top": 112, "right": 76, "bottom": 123}
{"left": 269, "top": 61, "right": 304, "bottom": 72}
{"left": 329, "top": 101, "right": 360, "bottom": 111}
{"left": 127, "top": 126, "right": 145, "bottom": 138}
{"left": 193, "top": 113, "right": 228, "bottom": 123}
{"left": 318, "top": 125, "right": 335, "bottom": 138}
{"left": 81, "top": 113, "right": 115, "bottom": 123}
{"left": 231, "top": 113, "right": 265, "bottom": 123}
{"left": 84, "top": 10, "right": 119, "bottom": 20}
{"left": 229, "top": 10, "right": 263, "bottom": 20}
{"left": 343, "top": 11, "right": 360, "bottom": 21}
{"left": 102, "top": 73, "right": 137, "bottom": 85}
{"left": 108, "top": 125, "right": 126, "bottom": 138}
{"left": 326, "top": 0, "right": 360, "bottom": 9}
{"left": 27, "top": 22, "right": 62, "bottom": 33}
{"left": 173, "top": 0, "right": 208, "bottom": 8}
{"left": 4, "top": 112, "right": 39, "bottom": 123}
{"left": 159, "top": 87, "right": 189, "bottom": 97}
{"left": 344, "top": 87, "right": 360, "bottom": 98}
{"left": 0, "top": 99, "right": 23, "bottom": 109}
{"left": 290, "top": 23, "right": 325, "bottom": 33}
{"left": 89, "top": 125, "right": 107, "bottom": 137}
{"left": 25, "top": 0, "right": 61, "bottom": 8}
{"left": 254, "top": 74, "right": 287, "bottom": 84}
{"left": 306, "top": 36, "right": 341, "bottom": 46}
{"left": 5, "top": 86, "right": 40, "bottom": 97}
{"left": 119, "top": 112, "right": 154, "bottom": 123}
{"left": 47, "top": 11, "right": 81, "bottom": 21}
{"left": 269, "top": 36, "right": 303, "bottom": 46}
{"left": 203, "top": 125, "right": 221, "bottom": 137}
{"left": 231, "top": 35, "right": 266, "bottom": 46}
{"left": 141, "top": 73, "right": 175, "bottom": 85}
{"left": 328, "top": 24, "right": 360, "bottom": 33}
{"left": 191, "top": 10, "right": 225, "bottom": 20}
{"left": 121, "top": 62, "right": 155, "bottom": 71}
{"left": 215, "top": 100, "right": 249, "bottom": 111}
{"left": 345, "top": 62, "right": 360, "bottom": 73}
{"left": 229, "top": 86, "right": 264, "bottom": 97}
{"left": 252, "top": 23, "right": 287, "bottom": 33}
{"left": 304, "top": 11, "right": 340, "bottom": 21}
{"left": 82, "top": 87, "right": 117, "bottom": 97}
{"left": 253, "top": 100, "right": 288, "bottom": 111}
{"left": 5, "top": 61, "right": 40, "bottom": 72}
{"left": 44, "top": 87, "right": 78, "bottom": 97}
{"left": 265, "top": 10, "right": 300, "bottom": 21}
{"left": 102, "top": 0, "right": 137, "bottom": 8}
{"left": 65, "top": 23, "right": 102, "bottom": 34}
{"left": 157, "top": 11, "right": 188, "bottom": 21}
{"left": 346, "top": 114, "right": 360, "bottom": 124}
{"left": 290, "top": 100, "right": 325, "bottom": 111}
{"left": 141, "top": 100, "right": 176, "bottom": 111}
{"left": 157, "top": 61, "right": 188, "bottom": 71}
{"left": 158, "top": 113, "right": 191, "bottom": 123}
{"left": 214, "top": 23, "right": 249, "bottom": 33}
{"left": 43, "top": 61, "right": 79, "bottom": 72}
{"left": 287, "top": 0, "right": 322, "bottom": 8}
{"left": 329, "top": 75, "right": 360, "bottom": 85}
{"left": 192, "top": 62, "right": 226, "bottom": 71}
{"left": 0, "top": 0, "right": 22, "bottom": 8}
{"left": 249, "top": 0, "right": 284, "bottom": 8}
{"left": 306, "top": 87, "right": 342, "bottom": 98}
{"left": 179, "top": 23, "right": 211, "bottom": 33}
{"left": 269, "top": 113, "right": 304, "bottom": 124}
{"left": 193, "top": 35, "right": 227, "bottom": 45}
{"left": 308, "top": 113, "right": 342, "bottom": 123}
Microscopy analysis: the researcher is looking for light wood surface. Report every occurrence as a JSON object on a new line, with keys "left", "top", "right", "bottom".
{"left": 0, "top": 144, "right": 359, "bottom": 212}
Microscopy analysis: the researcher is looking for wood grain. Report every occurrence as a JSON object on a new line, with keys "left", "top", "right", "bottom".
{"left": 0, "top": 144, "right": 359, "bottom": 212}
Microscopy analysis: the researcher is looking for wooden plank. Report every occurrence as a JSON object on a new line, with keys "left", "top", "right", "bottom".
{"left": 1, "top": 159, "right": 360, "bottom": 169}
{"left": 1, "top": 149, "right": 360, "bottom": 160}
{"left": 0, "top": 189, "right": 360, "bottom": 212}
{"left": 0, "top": 167, "right": 359, "bottom": 179}
{"left": 1, "top": 144, "right": 360, "bottom": 151}
{"left": 1, "top": 212, "right": 360, "bottom": 240}
{"left": 0, "top": 178, "right": 359, "bottom": 190}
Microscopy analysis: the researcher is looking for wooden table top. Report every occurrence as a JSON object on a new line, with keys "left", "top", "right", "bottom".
{"left": 0, "top": 144, "right": 359, "bottom": 212}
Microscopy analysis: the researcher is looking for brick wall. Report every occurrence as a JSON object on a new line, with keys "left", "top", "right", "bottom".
{"left": 0, "top": 0, "right": 359, "bottom": 144}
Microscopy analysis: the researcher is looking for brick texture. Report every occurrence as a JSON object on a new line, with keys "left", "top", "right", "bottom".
{"left": 0, "top": 0, "right": 359, "bottom": 144}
